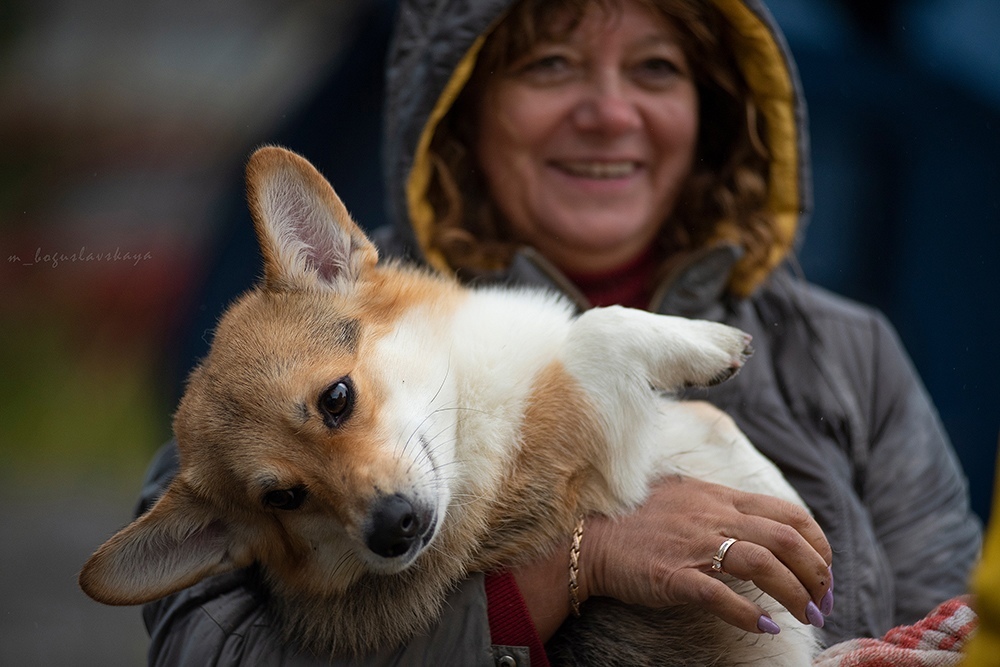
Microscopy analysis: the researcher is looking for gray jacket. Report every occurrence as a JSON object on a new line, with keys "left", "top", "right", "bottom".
{"left": 139, "top": 0, "right": 981, "bottom": 664}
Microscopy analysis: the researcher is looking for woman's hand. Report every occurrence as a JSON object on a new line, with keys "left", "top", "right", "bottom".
{"left": 578, "top": 475, "right": 834, "bottom": 634}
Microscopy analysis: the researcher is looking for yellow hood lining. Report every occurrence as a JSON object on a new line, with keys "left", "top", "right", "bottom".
{"left": 405, "top": 1, "right": 802, "bottom": 292}
{"left": 406, "top": 35, "right": 488, "bottom": 275}
{"left": 712, "top": 0, "right": 800, "bottom": 293}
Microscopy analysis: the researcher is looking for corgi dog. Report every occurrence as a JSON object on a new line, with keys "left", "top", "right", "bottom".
{"left": 80, "top": 146, "right": 817, "bottom": 664}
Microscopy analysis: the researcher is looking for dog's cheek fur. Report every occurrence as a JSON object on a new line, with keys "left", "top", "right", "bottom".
{"left": 260, "top": 515, "right": 356, "bottom": 595}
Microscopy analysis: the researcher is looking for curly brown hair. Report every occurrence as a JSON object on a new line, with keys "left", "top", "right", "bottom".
{"left": 425, "top": 0, "right": 772, "bottom": 289}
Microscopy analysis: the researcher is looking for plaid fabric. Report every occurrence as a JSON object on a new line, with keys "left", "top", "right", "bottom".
{"left": 814, "top": 597, "right": 977, "bottom": 667}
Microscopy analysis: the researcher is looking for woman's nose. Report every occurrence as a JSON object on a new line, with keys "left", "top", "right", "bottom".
{"left": 571, "top": 74, "right": 642, "bottom": 134}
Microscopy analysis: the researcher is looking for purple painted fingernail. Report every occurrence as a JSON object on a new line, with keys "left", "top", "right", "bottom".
{"left": 757, "top": 615, "right": 781, "bottom": 635}
{"left": 820, "top": 588, "right": 834, "bottom": 616}
{"left": 806, "top": 601, "right": 825, "bottom": 628}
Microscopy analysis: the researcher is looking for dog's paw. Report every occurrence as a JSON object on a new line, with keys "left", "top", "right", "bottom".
{"left": 680, "top": 321, "right": 754, "bottom": 388}
{"left": 705, "top": 338, "right": 753, "bottom": 386}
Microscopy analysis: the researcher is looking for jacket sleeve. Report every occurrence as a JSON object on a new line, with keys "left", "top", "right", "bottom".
{"left": 136, "top": 442, "right": 497, "bottom": 667}
{"left": 860, "top": 313, "right": 982, "bottom": 625}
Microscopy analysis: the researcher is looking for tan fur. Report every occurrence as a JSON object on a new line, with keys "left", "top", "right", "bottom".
{"left": 474, "top": 362, "right": 613, "bottom": 570}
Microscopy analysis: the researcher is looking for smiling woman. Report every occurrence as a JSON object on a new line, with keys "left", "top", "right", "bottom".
{"left": 425, "top": 0, "right": 772, "bottom": 293}
{"left": 473, "top": 1, "right": 699, "bottom": 274}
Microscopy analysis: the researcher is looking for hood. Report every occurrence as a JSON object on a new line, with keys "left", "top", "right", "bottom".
{"left": 383, "top": 0, "right": 811, "bottom": 296}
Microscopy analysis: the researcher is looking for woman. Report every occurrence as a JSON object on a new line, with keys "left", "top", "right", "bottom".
{"left": 138, "top": 0, "right": 981, "bottom": 664}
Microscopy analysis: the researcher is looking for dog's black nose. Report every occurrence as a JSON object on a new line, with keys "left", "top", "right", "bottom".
{"left": 366, "top": 493, "right": 422, "bottom": 559}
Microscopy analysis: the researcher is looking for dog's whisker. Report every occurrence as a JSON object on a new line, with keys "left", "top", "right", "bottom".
{"left": 427, "top": 353, "right": 452, "bottom": 407}
{"left": 428, "top": 405, "right": 497, "bottom": 418}
{"left": 326, "top": 551, "right": 359, "bottom": 582}
{"left": 398, "top": 404, "right": 460, "bottom": 462}
{"left": 423, "top": 541, "right": 468, "bottom": 570}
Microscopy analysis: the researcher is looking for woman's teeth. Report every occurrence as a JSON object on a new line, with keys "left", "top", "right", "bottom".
{"left": 559, "top": 161, "right": 637, "bottom": 178}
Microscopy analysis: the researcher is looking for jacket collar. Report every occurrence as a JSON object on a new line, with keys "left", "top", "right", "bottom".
{"left": 499, "top": 242, "right": 743, "bottom": 321}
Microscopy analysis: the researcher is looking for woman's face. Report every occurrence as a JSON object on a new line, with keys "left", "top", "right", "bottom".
{"left": 474, "top": 0, "right": 699, "bottom": 274}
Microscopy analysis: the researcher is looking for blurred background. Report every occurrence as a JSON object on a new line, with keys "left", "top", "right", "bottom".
{"left": 0, "top": 0, "right": 997, "bottom": 663}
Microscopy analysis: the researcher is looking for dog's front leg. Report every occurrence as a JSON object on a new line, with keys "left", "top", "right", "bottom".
{"left": 557, "top": 306, "right": 754, "bottom": 506}
{"left": 564, "top": 306, "right": 753, "bottom": 392}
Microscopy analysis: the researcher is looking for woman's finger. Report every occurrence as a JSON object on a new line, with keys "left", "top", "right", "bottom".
{"left": 669, "top": 568, "right": 780, "bottom": 635}
{"left": 730, "top": 490, "right": 833, "bottom": 565}
{"left": 709, "top": 538, "right": 824, "bottom": 627}
{"left": 714, "top": 512, "right": 833, "bottom": 614}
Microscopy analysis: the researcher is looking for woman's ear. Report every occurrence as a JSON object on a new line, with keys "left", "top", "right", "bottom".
{"left": 245, "top": 145, "right": 379, "bottom": 293}
{"left": 78, "top": 481, "right": 249, "bottom": 605}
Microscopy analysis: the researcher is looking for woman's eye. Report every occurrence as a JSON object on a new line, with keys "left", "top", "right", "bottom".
{"left": 515, "top": 52, "right": 576, "bottom": 83}
{"left": 633, "top": 57, "right": 686, "bottom": 87}
{"left": 263, "top": 486, "right": 307, "bottom": 511}
{"left": 318, "top": 379, "right": 354, "bottom": 427}
{"left": 642, "top": 57, "right": 679, "bottom": 73}
{"left": 527, "top": 55, "right": 570, "bottom": 72}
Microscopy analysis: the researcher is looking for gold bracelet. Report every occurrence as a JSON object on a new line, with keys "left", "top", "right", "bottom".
{"left": 568, "top": 514, "right": 585, "bottom": 617}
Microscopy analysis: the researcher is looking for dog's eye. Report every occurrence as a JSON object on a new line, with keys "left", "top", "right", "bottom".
{"left": 263, "top": 486, "right": 307, "bottom": 511}
{"left": 319, "top": 379, "right": 354, "bottom": 427}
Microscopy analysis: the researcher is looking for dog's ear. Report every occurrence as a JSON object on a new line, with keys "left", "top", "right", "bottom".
{"left": 79, "top": 481, "right": 250, "bottom": 605}
{"left": 246, "top": 145, "right": 379, "bottom": 292}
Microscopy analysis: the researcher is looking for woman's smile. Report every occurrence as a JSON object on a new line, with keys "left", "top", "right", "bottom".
{"left": 550, "top": 159, "right": 641, "bottom": 180}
